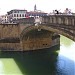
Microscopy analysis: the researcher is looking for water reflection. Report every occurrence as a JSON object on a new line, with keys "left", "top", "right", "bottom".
{"left": 0, "top": 58, "right": 23, "bottom": 75}
{"left": 60, "top": 35, "right": 73, "bottom": 47}
{"left": 0, "top": 61, "right": 4, "bottom": 75}
{"left": 0, "top": 46, "right": 59, "bottom": 75}
{"left": 0, "top": 35, "right": 75, "bottom": 75}
{"left": 56, "top": 55, "right": 75, "bottom": 75}
{"left": 15, "top": 49, "right": 58, "bottom": 75}
{"left": 56, "top": 35, "right": 75, "bottom": 75}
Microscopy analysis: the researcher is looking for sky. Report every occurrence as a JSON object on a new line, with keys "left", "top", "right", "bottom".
{"left": 0, "top": 0, "right": 75, "bottom": 15}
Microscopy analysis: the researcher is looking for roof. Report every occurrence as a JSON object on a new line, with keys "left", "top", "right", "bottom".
{"left": 7, "top": 9, "right": 27, "bottom": 14}
{"left": 27, "top": 11, "right": 47, "bottom": 14}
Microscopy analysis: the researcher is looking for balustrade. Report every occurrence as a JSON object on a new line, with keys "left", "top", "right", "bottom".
{"left": 41, "top": 15, "right": 75, "bottom": 41}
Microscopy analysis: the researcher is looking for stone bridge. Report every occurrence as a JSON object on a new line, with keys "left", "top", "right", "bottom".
{"left": 20, "top": 15, "right": 75, "bottom": 50}
{"left": 0, "top": 15, "right": 75, "bottom": 51}
{"left": 41, "top": 15, "right": 75, "bottom": 41}
{"left": 20, "top": 15, "right": 75, "bottom": 41}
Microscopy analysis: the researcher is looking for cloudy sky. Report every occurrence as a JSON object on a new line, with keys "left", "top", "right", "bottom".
{"left": 0, "top": 0, "right": 75, "bottom": 15}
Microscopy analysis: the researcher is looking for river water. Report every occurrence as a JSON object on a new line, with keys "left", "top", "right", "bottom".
{"left": 0, "top": 35, "right": 75, "bottom": 75}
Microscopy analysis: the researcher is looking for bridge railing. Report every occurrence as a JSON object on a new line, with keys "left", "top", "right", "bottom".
{"left": 41, "top": 15, "right": 75, "bottom": 26}
{"left": 40, "top": 15, "right": 75, "bottom": 33}
{"left": 39, "top": 15, "right": 75, "bottom": 41}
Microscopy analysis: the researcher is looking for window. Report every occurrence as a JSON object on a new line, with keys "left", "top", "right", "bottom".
{"left": 14, "top": 14, "right": 16, "bottom": 17}
{"left": 25, "top": 14, "right": 26, "bottom": 17}
{"left": 20, "top": 14, "right": 21, "bottom": 17}
{"left": 17, "top": 14, "right": 18, "bottom": 17}
{"left": 22, "top": 14, "right": 24, "bottom": 17}
{"left": 12, "top": 14, "right": 13, "bottom": 17}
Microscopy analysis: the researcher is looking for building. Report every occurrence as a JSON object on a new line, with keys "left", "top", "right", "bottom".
{"left": 7, "top": 5, "right": 47, "bottom": 23}
{"left": 0, "top": 14, "right": 8, "bottom": 23}
{"left": 26, "top": 5, "right": 47, "bottom": 17}
{"left": 26, "top": 11, "right": 47, "bottom": 17}
{"left": 34, "top": 4, "right": 37, "bottom": 12}
{"left": 7, "top": 9, "right": 27, "bottom": 22}
{"left": 12, "top": 11, "right": 47, "bottom": 24}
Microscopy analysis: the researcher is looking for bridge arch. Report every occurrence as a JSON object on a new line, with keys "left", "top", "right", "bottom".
{"left": 20, "top": 25, "right": 74, "bottom": 41}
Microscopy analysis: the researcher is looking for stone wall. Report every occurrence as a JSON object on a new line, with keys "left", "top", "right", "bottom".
{"left": 22, "top": 37, "right": 52, "bottom": 50}
{"left": 21, "top": 29, "right": 59, "bottom": 51}
{"left": 0, "top": 23, "right": 60, "bottom": 51}
{"left": 0, "top": 43, "right": 21, "bottom": 51}
{"left": 0, "top": 24, "right": 20, "bottom": 38}
{"left": 0, "top": 23, "right": 21, "bottom": 51}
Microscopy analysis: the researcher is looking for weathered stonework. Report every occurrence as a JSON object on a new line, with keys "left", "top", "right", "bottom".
{"left": 0, "top": 24, "right": 20, "bottom": 38}
{"left": 0, "top": 23, "right": 21, "bottom": 51}
{"left": 21, "top": 29, "right": 53, "bottom": 50}
{"left": 0, "top": 23, "right": 60, "bottom": 51}
{"left": 0, "top": 15, "right": 74, "bottom": 51}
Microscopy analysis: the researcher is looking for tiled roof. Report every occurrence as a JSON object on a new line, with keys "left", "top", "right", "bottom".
{"left": 27, "top": 11, "right": 47, "bottom": 14}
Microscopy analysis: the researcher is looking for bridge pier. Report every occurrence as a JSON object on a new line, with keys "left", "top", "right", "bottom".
{"left": 21, "top": 29, "right": 60, "bottom": 51}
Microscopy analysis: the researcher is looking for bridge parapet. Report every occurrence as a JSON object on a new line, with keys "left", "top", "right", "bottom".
{"left": 41, "top": 15, "right": 75, "bottom": 26}
{"left": 40, "top": 15, "right": 75, "bottom": 41}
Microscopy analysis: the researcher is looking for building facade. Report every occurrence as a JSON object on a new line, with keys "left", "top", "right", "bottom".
{"left": 26, "top": 4, "right": 47, "bottom": 17}
{"left": 0, "top": 14, "right": 8, "bottom": 23}
{"left": 7, "top": 9, "right": 27, "bottom": 22}
{"left": 26, "top": 11, "right": 47, "bottom": 17}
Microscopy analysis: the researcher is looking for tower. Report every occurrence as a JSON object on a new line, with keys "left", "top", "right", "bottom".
{"left": 34, "top": 4, "right": 37, "bottom": 11}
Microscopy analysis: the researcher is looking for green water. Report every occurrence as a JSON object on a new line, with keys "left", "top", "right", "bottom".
{"left": 0, "top": 59, "right": 23, "bottom": 75}
{"left": 0, "top": 35, "right": 75, "bottom": 75}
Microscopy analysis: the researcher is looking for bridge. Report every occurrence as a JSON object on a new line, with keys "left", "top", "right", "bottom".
{"left": 21, "top": 15, "right": 75, "bottom": 41}
{"left": 0, "top": 15, "right": 74, "bottom": 51}
{"left": 40, "top": 15, "right": 75, "bottom": 41}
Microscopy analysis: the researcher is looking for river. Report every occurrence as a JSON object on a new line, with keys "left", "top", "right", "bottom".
{"left": 0, "top": 35, "right": 75, "bottom": 75}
